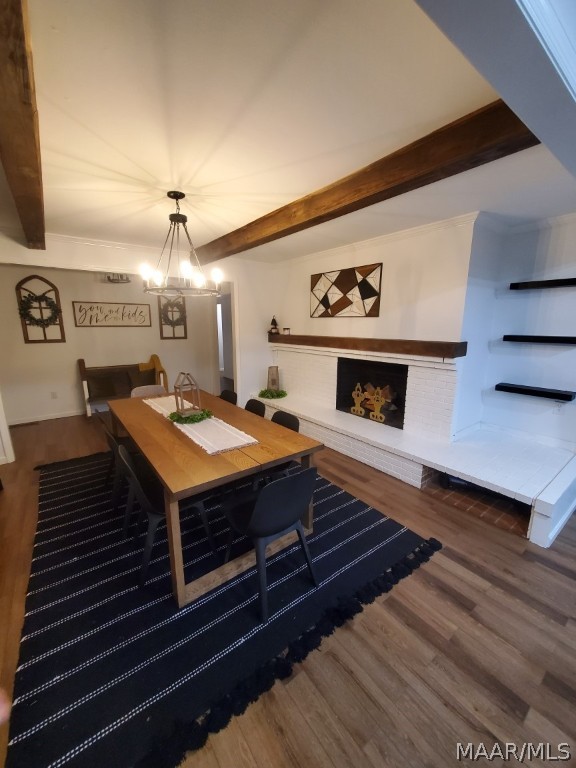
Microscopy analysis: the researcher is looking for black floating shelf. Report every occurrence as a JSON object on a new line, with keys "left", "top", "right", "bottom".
{"left": 509, "top": 277, "right": 576, "bottom": 290}
{"left": 502, "top": 335, "right": 576, "bottom": 345}
{"left": 495, "top": 383, "right": 576, "bottom": 401}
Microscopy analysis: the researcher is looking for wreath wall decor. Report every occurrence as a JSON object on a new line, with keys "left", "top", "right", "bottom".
{"left": 18, "top": 293, "right": 62, "bottom": 328}
{"left": 158, "top": 296, "right": 187, "bottom": 340}
{"left": 15, "top": 275, "right": 66, "bottom": 344}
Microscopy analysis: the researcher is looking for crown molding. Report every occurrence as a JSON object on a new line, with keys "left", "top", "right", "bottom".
{"left": 516, "top": 0, "right": 576, "bottom": 101}
{"left": 44, "top": 232, "right": 157, "bottom": 254}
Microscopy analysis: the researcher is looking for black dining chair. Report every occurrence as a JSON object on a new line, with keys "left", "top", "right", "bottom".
{"left": 219, "top": 389, "right": 238, "bottom": 405}
{"left": 244, "top": 398, "right": 266, "bottom": 417}
{"left": 116, "top": 445, "right": 218, "bottom": 585}
{"left": 222, "top": 467, "right": 318, "bottom": 622}
{"left": 271, "top": 409, "right": 299, "bottom": 433}
{"left": 102, "top": 428, "right": 125, "bottom": 514}
{"left": 258, "top": 409, "right": 301, "bottom": 483}
{"left": 96, "top": 411, "right": 139, "bottom": 497}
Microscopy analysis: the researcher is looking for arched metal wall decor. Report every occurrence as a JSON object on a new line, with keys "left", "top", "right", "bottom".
{"left": 158, "top": 296, "right": 187, "bottom": 339}
{"left": 15, "top": 275, "right": 66, "bottom": 343}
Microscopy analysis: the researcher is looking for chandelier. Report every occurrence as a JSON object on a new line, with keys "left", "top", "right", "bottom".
{"left": 140, "top": 191, "right": 222, "bottom": 297}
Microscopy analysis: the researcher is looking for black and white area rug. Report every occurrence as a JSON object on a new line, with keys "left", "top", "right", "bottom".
{"left": 7, "top": 452, "right": 441, "bottom": 768}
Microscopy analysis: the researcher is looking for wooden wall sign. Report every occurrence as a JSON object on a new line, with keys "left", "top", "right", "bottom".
{"left": 158, "top": 296, "right": 187, "bottom": 339}
{"left": 16, "top": 275, "right": 66, "bottom": 343}
{"left": 311, "top": 263, "right": 382, "bottom": 318}
{"left": 72, "top": 302, "right": 151, "bottom": 327}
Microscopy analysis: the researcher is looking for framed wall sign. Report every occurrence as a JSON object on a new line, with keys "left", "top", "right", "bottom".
{"left": 310, "top": 263, "right": 382, "bottom": 318}
{"left": 72, "top": 302, "right": 151, "bottom": 327}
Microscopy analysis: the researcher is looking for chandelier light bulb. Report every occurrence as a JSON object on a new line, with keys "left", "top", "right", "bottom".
{"left": 152, "top": 269, "right": 164, "bottom": 287}
{"left": 211, "top": 267, "right": 223, "bottom": 285}
{"left": 180, "top": 259, "right": 194, "bottom": 279}
{"left": 140, "top": 263, "right": 153, "bottom": 281}
{"left": 192, "top": 269, "right": 206, "bottom": 288}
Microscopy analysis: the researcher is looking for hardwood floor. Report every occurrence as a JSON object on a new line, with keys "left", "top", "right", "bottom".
{"left": 1, "top": 416, "right": 575, "bottom": 768}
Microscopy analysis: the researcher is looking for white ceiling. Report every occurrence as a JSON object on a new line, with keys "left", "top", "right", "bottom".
{"left": 2, "top": 0, "right": 576, "bottom": 264}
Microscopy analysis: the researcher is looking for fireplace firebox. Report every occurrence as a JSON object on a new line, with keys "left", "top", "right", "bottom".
{"left": 336, "top": 357, "right": 407, "bottom": 430}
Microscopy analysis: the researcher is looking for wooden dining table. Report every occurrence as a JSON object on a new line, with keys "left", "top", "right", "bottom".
{"left": 108, "top": 390, "right": 324, "bottom": 607}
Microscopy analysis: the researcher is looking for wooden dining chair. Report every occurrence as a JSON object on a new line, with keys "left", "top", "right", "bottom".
{"left": 222, "top": 467, "right": 318, "bottom": 622}
{"left": 219, "top": 389, "right": 238, "bottom": 405}
{"left": 117, "top": 445, "right": 219, "bottom": 584}
{"left": 244, "top": 398, "right": 265, "bottom": 417}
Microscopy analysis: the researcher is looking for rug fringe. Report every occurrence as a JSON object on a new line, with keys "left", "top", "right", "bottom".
{"left": 135, "top": 537, "right": 442, "bottom": 768}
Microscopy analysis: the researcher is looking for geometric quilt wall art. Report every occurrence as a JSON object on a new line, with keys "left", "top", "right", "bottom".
{"left": 310, "top": 262, "right": 382, "bottom": 317}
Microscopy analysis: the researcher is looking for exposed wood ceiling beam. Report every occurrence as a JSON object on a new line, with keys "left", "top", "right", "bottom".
{"left": 197, "top": 100, "right": 539, "bottom": 264}
{"left": 0, "top": 0, "right": 45, "bottom": 249}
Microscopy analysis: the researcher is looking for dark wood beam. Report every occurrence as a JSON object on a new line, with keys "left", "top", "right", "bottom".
{"left": 268, "top": 333, "right": 467, "bottom": 359}
{"left": 197, "top": 100, "right": 539, "bottom": 263}
{"left": 0, "top": 0, "right": 45, "bottom": 249}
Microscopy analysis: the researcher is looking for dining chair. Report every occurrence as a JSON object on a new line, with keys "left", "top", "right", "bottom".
{"left": 96, "top": 411, "right": 139, "bottom": 497}
{"left": 271, "top": 409, "right": 299, "bottom": 433}
{"left": 219, "top": 389, "right": 238, "bottom": 405}
{"left": 130, "top": 384, "right": 167, "bottom": 398}
{"left": 116, "top": 445, "right": 219, "bottom": 584}
{"left": 244, "top": 398, "right": 265, "bottom": 417}
{"left": 222, "top": 467, "right": 318, "bottom": 622}
{"left": 259, "top": 409, "right": 300, "bottom": 483}
{"left": 102, "top": 428, "right": 125, "bottom": 513}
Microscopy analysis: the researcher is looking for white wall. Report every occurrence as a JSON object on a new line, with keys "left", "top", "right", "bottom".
{"left": 0, "top": 388, "right": 15, "bottom": 463}
{"left": 218, "top": 290, "right": 234, "bottom": 380}
{"left": 2, "top": 209, "right": 575, "bottom": 453}
{"left": 257, "top": 209, "right": 576, "bottom": 452}
{"left": 481, "top": 213, "right": 576, "bottom": 448}
{"left": 275, "top": 214, "right": 476, "bottom": 341}
{"left": 0, "top": 263, "right": 218, "bottom": 424}
{"left": 452, "top": 214, "right": 505, "bottom": 435}
{"left": 211, "top": 257, "right": 283, "bottom": 407}
{"left": 0, "top": 230, "right": 159, "bottom": 274}
{"left": 0, "top": 230, "right": 283, "bottom": 427}
{"left": 217, "top": 215, "right": 477, "bottom": 409}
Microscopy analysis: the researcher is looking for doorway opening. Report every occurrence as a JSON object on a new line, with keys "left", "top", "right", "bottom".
{"left": 216, "top": 284, "right": 235, "bottom": 394}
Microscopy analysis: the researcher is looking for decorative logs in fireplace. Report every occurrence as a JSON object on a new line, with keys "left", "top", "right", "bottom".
{"left": 336, "top": 357, "right": 408, "bottom": 429}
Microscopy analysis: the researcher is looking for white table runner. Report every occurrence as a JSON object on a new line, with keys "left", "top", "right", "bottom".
{"left": 144, "top": 395, "right": 258, "bottom": 455}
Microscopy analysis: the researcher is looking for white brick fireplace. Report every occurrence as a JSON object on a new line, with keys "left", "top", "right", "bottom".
{"left": 260, "top": 337, "right": 576, "bottom": 549}
{"left": 274, "top": 345, "right": 459, "bottom": 441}
{"left": 263, "top": 338, "right": 462, "bottom": 489}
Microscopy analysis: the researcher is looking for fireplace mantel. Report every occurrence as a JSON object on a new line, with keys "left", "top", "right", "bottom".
{"left": 268, "top": 333, "right": 467, "bottom": 359}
